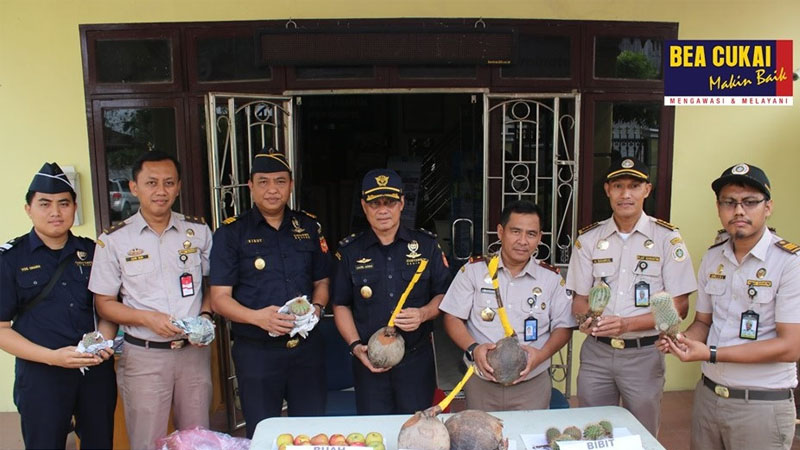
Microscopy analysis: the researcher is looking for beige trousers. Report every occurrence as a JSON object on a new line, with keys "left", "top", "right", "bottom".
{"left": 691, "top": 378, "right": 796, "bottom": 450}
{"left": 117, "top": 343, "right": 212, "bottom": 449}
{"left": 464, "top": 369, "right": 551, "bottom": 411}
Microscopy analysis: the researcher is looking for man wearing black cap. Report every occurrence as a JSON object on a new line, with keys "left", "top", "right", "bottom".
{"left": 0, "top": 163, "right": 116, "bottom": 448}
{"left": 660, "top": 163, "right": 800, "bottom": 450}
{"left": 90, "top": 151, "right": 213, "bottom": 448}
{"left": 566, "top": 157, "right": 697, "bottom": 436}
{"left": 210, "top": 148, "right": 330, "bottom": 438}
{"left": 331, "top": 169, "right": 451, "bottom": 414}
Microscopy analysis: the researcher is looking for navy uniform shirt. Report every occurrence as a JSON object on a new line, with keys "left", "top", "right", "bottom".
{"left": 0, "top": 230, "right": 95, "bottom": 349}
{"left": 331, "top": 227, "right": 451, "bottom": 349}
{"left": 210, "top": 208, "right": 331, "bottom": 340}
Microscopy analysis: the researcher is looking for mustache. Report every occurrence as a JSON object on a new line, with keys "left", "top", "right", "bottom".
{"left": 728, "top": 217, "right": 752, "bottom": 226}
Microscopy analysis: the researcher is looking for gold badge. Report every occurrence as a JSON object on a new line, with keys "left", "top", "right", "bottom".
{"left": 541, "top": 302, "right": 546, "bottom": 310}
{"left": 254, "top": 257, "right": 266, "bottom": 270}
{"left": 716, "top": 264, "right": 724, "bottom": 274}
{"left": 756, "top": 268, "right": 767, "bottom": 279}
{"left": 575, "top": 239, "right": 582, "bottom": 249}
{"left": 644, "top": 239, "right": 654, "bottom": 249}
{"left": 533, "top": 287, "right": 542, "bottom": 296}
{"left": 360, "top": 285, "right": 373, "bottom": 299}
{"left": 610, "top": 338, "right": 625, "bottom": 349}
{"left": 356, "top": 257, "right": 372, "bottom": 264}
{"left": 597, "top": 240, "right": 609, "bottom": 250}
{"left": 621, "top": 159, "right": 634, "bottom": 169}
{"left": 560, "top": 278, "right": 566, "bottom": 286}
{"left": 375, "top": 175, "right": 389, "bottom": 187}
{"left": 480, "top": 307, "right": 496, "bottom": 321}
{"left": 127, "top": 248, "right": 144, "bottom": 257}
{"left": 96, "top": 238, "right": 105, "bottom": 248}
{"left": 286, "top": 337, "right": 300, "bottom": 349}
{"left": 183, "top": 240, "right": 191, "bottom": 249}
{"left": 186, "top": 228, "right": 195, "bottom": 237}
{"left": 76, "top": 250, "right": 87, "bottom": 261}
{"left": 291, "top": 217, "right": 305, "bottom": 234}
{"left": 406, "top": 240, "right": 422, "bottom": 259}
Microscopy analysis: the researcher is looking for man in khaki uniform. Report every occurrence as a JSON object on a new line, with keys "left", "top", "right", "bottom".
{"left": 441, "top": 200, "right": 574, "bottom": 411}
{"left": 661, "top": 163, "right": 800, "bottom": 450}
{"left": 89, "top": 151, "right": 214, "bottom": 448}
{"left": 566, "top": 158, "right": 696, "bottom": 436}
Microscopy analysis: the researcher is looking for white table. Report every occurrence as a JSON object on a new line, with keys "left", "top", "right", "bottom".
{"left": 250, "top": 406, "right": 665, "bottom": 450}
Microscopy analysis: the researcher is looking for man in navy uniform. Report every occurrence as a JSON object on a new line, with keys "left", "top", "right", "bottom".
{"left": 210, "top": 148, "right": 331, "bottom": 438}
{"left": 332, "top": 168, "right": 451, "bottom": 414}
{"left": 0, "top": 163, "right": 116, "bottom": 448}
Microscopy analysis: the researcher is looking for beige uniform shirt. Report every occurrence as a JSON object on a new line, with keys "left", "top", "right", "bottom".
{"left": 440, "top": 254, "right": 575, "bottom": 380}
{"left": 89, "top": 211, "right": 212, "bottom": 341}
{"left": 697, "top": 229, "right": 800, "bottom": 389}
{"left": 566, "top": 213, "right": 697, "bottom": 339}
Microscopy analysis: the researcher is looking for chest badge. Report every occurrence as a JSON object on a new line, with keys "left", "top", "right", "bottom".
{"left": 407, "top": 240, "right": 422, "bottom": 259}
{"left": 756, "top": 268, "right": 767, "bottom": 279}
{"left": 360, "top": 285, "right": 373, "bottom": 299}
{"left": 254, "top": 257, "right": 266, "bottom": 270}
{"left": 292, "top": 217, "right": 305, "bottom": 234}
{"left": 186, "top": 228, "right": 195, "bottom": 237}
{"left": 597, "top": 239, "right": 609, "bottom": 250}
{"left": 183, "top": 240, "right": 191, "bottom": 249}
{"left": 480, "top": 307, "right": 496, "bottom": 321}
{"left": 128, "top": 248, "right": 144, "bottom": 257}
{"left": 644, "top": 239, "right": 654, "bottom": 249}
{"left": 356, "top": 257, "right": 372, "bottom": 264}
{"left": 76, "top": 250, "right": 88, "bottom": 261}
{"left": 532, "top": 287, "right": 542, "bottom": 296}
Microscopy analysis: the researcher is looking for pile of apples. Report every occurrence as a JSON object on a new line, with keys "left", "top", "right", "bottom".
{"left": 276, "top": 431, "right": 385, "bottom": 450}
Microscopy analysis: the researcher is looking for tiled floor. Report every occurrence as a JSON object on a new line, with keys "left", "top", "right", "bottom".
{"left": 0, "top": 391, "right": 797, "bottom": 449}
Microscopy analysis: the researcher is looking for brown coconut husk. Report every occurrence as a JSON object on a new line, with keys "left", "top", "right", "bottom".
{"left": 367, "top": 326, "right": 405, "bottom": 368}
{"left": 486, "top": 336, "right": 528, "bottom": 386}
{"left": 397, "top": 406, "right": 450, "bottom": 450}
{"left": 445, "top": 409, "right": 508, "bottom": 450}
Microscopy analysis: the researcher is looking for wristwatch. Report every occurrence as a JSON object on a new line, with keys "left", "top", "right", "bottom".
{"left": 348, "top": 340, "right": 363, "bottom": 356}
{"left": 465, "top": 342, "right": 479, "bottom": 362}
{"left": 709, "top": 345, "right": 717, "bottom": 364}
{"left": 199, "top": 311, "right": 214, "bottom": 322}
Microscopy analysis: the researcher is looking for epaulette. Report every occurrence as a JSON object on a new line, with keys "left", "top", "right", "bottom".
{"left": 709, "top": 238, "right": 728, "bottom": 249}
{"left": 300, "top": 209, "right": 317, "bottom": 220}
{"left": 221, "top": 216, "right": 237, "bottom": 225}
{"left": 184, "top": 215, "right": 206, "bottom": 225}
{"left": 775, "top": 240, "right": 800, "bottom": 254}
{"left": 0, "top": 236, "right": 24, "bottom": 254}
{"left": 338, "top": 232, "right": 362, "bottom": 248}
{"left": 418, "top": 228, "right": 437, "bottom": 239}
{"left": 769, "top": 226, "right": 777, "bottom": 233}
{"left": 539, "top": 260, "right": 560, "bottom": 274}
{"left": 578, "top": 222, "right": 601, "bottom": 236}
{"left": 716, "top": 229, "right": 725, "bottom": 236}
{"left": 468, "top": 254, "right": 485, "bottom": 264}
{"left": 655, "top": 218, "right": 678, "bottom": 231}
{"left": 103, "top": 220, "right": 128, "bottom": 235}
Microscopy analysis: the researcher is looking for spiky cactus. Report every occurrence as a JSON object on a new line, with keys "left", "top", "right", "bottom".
{"left": 583, "top": 423, "right": 607, "bottom": 440}
{"left": 599, "top": 420, "right": 613, "bottom": 437}
{"left": 551, "top": 434, "right": 578, "bottom": 450}
{"left": 576, "top": 281, "right": 612, "bottom": 325}
{"left": 545, "top": 427, "right": 561, "bottom": 444}
{"left": 563, "top": 426, "right": 582, "bottom": 440}
{"left": 650, "top": 291, "right": 681, "bottom": 339}
{"left": 289, "top": 297, "right": 311, "bottom": 315}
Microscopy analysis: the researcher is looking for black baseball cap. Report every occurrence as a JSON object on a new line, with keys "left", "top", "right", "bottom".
{"left": 361, "top": 169, "right": 403, "bottom": 202}
{"left": 606, "top": 157, "right": 649, "bottom": 182}
{"left": 711, "top": 163, "right": 771, "bottom": 200}
{"left": 251, "top": 147, "right": 291, "bottom": 176}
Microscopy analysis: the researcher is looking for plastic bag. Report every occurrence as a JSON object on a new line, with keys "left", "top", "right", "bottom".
{"left": 268, "top": 295, "right": 319, "bottom": 338}
{"left": 171, "top": 316, "right": 216, "bottom": 345}
{"left": 156, "top": 426, "right": 250, "bottom": 450}
{"left": 75, "top": 331, "right": 114, "bottom": 374}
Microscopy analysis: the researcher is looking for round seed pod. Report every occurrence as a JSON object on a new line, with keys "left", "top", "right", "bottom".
{"left": 397, "top": 410, "right": 450, "bottom": 450}
{"left": 445, "top": 409, "right": 507, "bottom": 450}
{"left": 367, "top": 326, "right": 405, "bottom": 368}
{"left": 486, "top": 336, "right": 528, "bottom": 386}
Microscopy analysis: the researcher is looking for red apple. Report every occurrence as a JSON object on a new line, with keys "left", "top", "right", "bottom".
{"left": 310, "top": 433, "right": 329, "bottom": 445}
{"left": 329, "top": 433, "right": 347, "bottom": 445}
{"left": 294, "top": 434, "right": 311, "bottom": 445}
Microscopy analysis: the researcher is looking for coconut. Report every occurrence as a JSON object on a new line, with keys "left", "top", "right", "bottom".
{"left": 397, "top": 409, "right": 450, "bottom": 450}
{"left": 486, "top": 336, "right": 527, "bottom": 386}
{"left": 367, "top": 326, "right": 405, "bottom": 368}
{"left": 445, "top": 409, "right": 507, "bottom": 450}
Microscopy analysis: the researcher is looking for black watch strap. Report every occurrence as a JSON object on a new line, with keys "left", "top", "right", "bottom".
{"left": 348, "top": 340, "right": 363, "bottom": 355}
{"left": 465, "top": 342, "right": 479, "bottom": 361}
{"left": 709, "top": 345, "right": 717, "bottom": 364}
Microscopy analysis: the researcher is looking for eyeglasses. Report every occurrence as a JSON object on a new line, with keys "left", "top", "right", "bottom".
{"left": 717, "top": 198, "right": 766, "bottom": 210}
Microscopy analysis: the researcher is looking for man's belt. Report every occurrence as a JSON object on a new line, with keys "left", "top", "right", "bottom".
{"left": 595, "top": 335, "right": 659, "bottom": 349}
{"left": 124, "top": 334, "right": 188, "bottom": 350}
{"left": 703, "top": 375, "right": 793, "bottom": 401}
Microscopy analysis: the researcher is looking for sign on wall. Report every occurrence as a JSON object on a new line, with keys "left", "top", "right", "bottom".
{"left": 664, "top": 40, "right": 793, "bottom": 106}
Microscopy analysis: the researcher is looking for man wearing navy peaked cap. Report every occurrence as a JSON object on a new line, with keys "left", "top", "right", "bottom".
{"left": 0, "top": 162, "right": 117, "bottom": 448}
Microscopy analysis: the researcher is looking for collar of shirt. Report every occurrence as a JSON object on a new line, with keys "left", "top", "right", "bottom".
{"left": 361, "top": 225, "right": 413, "bottom": 249}
{"left": 25, "top": 228, "right": 84, "bottom": 261}
{"left": 497, "top": 253, "right": 538, "bottom": 279}
{"left": 246, "top": 206, "right": 294, "bottom": 231}
{"left": 721, "top": 226, "right": 773, "bottom": 264}
{"left": 131, "top": 210, "right": 179, "bottom": 236}
{"left": 598, "top": 211, "right": 653, "bottom": 241}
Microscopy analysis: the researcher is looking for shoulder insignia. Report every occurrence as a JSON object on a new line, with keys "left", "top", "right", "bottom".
{"left": 655, "top": 218, "right": 678, "bottom": 231}
{"left": 768, "top": 226, "right": 777, "bottom": 233}
{"left": 578, "top": 222, "right": 601, "bottom": 236}
{"left": 716, "top": 229, "right": 726, "bottom": 235}
{"left": 338, "top": 232, "right": 362, "bottom": 248}
{"left": 184, "top": 215, "right": 206, "bottom": 225}
{"left": 776, "top": 240, "right": 800, "bottom": 254}
{"left": 417, "top": 228, "right": 437, "bottom": 239}
{"left": 0, "top": 236, "right": 24, "bottom": 254}
{"left": 468, "top": 254, "right": 486, "bottom": 264}
{"left": 222, "top": 216, "right": 237, "bottom": 225}
{"left": 709, "top": 238, "right": 728, "bottom": 250}
{"left": 538, "top": 260, "right": 560, "bottom": 274}
{"left": 300, "top": 209, "right": 317, "bottom": 220}
{"left": 105, "top": 220, "right": 128, "bottom": 235}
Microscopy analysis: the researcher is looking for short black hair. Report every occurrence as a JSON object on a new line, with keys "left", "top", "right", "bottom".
{"left": 132, "top": 151, "right": 181, "bottom": 181}
{"left": 500, "top": 200, "right": 543, "bottom": 226}
{"left": 25, "top": 190, "right": 76, "bottom": 205}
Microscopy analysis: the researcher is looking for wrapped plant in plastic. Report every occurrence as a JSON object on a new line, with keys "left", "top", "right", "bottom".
{"left": 268, "top": 295, "right": 319, "bottom": 338}
{"left": 172, "top": 316, "right": 216, "bottom": 345}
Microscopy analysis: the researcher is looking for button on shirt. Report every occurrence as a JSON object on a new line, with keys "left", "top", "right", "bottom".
{"left": 566, "top": 213, "right": 697, "bottom": 338}
{"left": 209, "top": 208, "right": 330, "bottom": 340}
{"left": 0, "top": 231, "right": 96, "bottom": 349}
{"left": 88, "top": 211, "right": 212, "bottom": 342}
{"left": 698, "top": 230, "right": 800, "bottom": 390}
{"left": 331, "top": 227, "right": 451, "bottom": 350}
{"left": 440, "top": 255, "right": 575, "bottom": 380}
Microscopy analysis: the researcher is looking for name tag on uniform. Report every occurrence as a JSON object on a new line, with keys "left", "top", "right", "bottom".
{"left": 740, "top": 310, "right": 759, "bottom": 340}
{"left": 524, "top": 317, "right": 538, "bottom": 341}
{"left": 480, "top": 288, "right": 495, "bottom": 294}
{"left": 180, "top": 273, "right": 194, "bottom": 297}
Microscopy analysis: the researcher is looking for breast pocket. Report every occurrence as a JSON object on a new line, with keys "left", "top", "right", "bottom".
{"left": 121, "top": 256, "right": 156, "bottom": 277}
{"left": 635, "top": 259, "right": 664, "bottom": 292}
{"left": 591, "top": 260, "right": 618, "bottom": 280}
{"left": 16, "top": 270, "right": 48, "bottom": 294}
{"left": 401, "top": 266, "right": 431, "bottom": 307}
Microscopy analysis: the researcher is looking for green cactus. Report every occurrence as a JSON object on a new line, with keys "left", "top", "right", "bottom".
{"left": 583, "top": 423, "right": 607, "bottom": 440}
{"left": 545, "top": 427, "right": 561, "bottom": 444}
{"left": 588, "top": 281, "right": 611, "bottom": 316}
{"left": 650, "top": 291, "right": 681, "bottom": 339}
{"left": 563, "top": 426, "right": 582, "bottom": 440}
{"left": 551, "top": 434, "right": 578, "bottom": 450}
{"left": 599, "top": 420, "right": 613, "bottom": 437}
{"left": 289, "top": 297, "right": 311, "bottom": 315}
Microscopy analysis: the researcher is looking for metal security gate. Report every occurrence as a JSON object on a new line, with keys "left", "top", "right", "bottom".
{"left": 483, "top": 93, "right": 580, "bottom": 396}
{"left": 205, "top": 93, "right": 295, "bottom": 431}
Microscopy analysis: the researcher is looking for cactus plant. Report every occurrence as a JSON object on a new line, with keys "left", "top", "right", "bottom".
{"left": 545, "top": 427, "right": 561, "bottom": 444}
{"left": 551, "top": 433, "right": 578, "bottom": 450}
{"left": 289, "top": 297, "right": 311, "bottom": 315}
{"left": 599, "top": 420, "right": 613, "bottom": 437}
{"left": 562, "top": 426, "right": 582, "bottom": 441}
{"left": 583, "top": 423, "right": 607, "bottom": 440}
{"left": 650, "top": 291, "right": 681, "bottom": 339}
